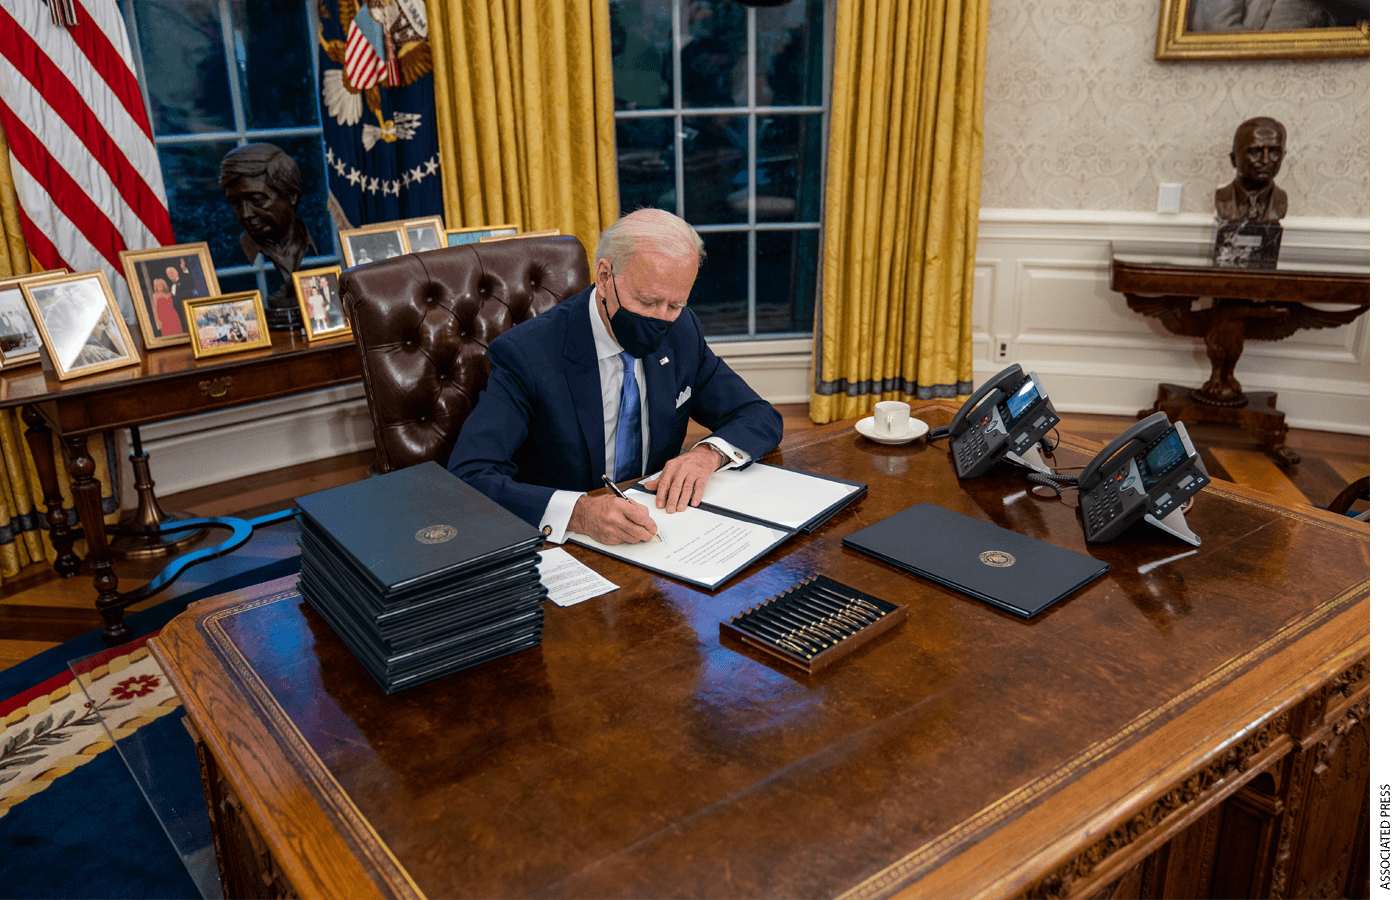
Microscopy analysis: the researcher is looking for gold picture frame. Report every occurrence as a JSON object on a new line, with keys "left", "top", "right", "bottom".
{"left": 292, "top": 265, "right": 351, "bottom": 342}
{"left": 400, "top": 216, "right": 448, "bottom": 252}
{"left": 118, "top": 242, "right": 221, "bottom": 349}
{"left": 479, "top": 229, "right": 561, "bottom": 243}
{"left": 0, "top": 269, "right": 65, "bottom": 368}
{"left": 185, "top": 291, "right": 272, "bottom": 359}
{"left": 1155, "top": 0, "right": 1368, "bottom": 61}
{"left": 339, "top": 222, "right": 410, "bottom": 269}
{"left": 445, "top": 224, "right": 520, "bottom": 247}
{"left": 20, "top": 271, "right": 141, "bottom": 381}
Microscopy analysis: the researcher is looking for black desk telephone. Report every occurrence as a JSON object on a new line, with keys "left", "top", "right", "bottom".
{"left": 940, "top": 364, "right": 1060, "bottom": 479}
{"left": 1077, "top": 412, "right": 1210, "bottom": 545}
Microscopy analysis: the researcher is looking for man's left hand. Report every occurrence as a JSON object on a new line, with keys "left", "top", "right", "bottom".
{"left": 645, "top": 444, "right": 726, "bottom": 513}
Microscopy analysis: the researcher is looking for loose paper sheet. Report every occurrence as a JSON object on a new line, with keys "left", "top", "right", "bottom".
{"left": 538, "top": 547, "right": 618, "bottom": 607}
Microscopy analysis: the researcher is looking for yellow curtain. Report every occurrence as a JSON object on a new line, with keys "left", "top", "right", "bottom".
{"left": 0, "top": 121, "right": 119, "bottom": 578}
{"left": 426, "top": 0, "right": 620, "bottom": 266}
{"left": 810, "top": 0, "right": 988, "bottom": 423}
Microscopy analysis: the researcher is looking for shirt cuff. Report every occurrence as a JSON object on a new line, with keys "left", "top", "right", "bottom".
{"left": 540, "top": 490, "right": 583, "bottom": 543}
{"left": 697, "top": 437, "right": 751, "bottom": 471}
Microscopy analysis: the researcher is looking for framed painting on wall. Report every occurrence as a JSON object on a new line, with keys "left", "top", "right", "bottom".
{"left": 1156, "top": 0, "right": 1368, "bottom": 60}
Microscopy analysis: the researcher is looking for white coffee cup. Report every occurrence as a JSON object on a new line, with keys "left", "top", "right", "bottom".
{"left": 873, "top": 400, "right": 910, "bottom": 436}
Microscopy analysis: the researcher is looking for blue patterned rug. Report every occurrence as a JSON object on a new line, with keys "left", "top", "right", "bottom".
{"left": 0, "top": 525, "right": 301, "bottom": 899}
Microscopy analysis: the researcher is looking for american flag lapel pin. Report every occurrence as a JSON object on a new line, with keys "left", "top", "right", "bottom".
{"left": 660, "top": 357, "right": 669, "bottom": 366}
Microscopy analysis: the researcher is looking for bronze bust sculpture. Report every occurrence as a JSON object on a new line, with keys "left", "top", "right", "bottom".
{"left": 220, "top": 143, "right": 316, "bottom": 330}
{"left": 1214, "top": 117, "right": 1287, "bottom": 224}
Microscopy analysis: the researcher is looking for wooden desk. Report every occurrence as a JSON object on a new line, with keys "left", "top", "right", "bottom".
{"left": 150, "top": 402, "right": 1369, "bottom": 899}
{"left": 0, "top": 330, "right": 362, "bottom": 643}
{"left": 1110, "top": 253, "right": 1368, "bottom": 466}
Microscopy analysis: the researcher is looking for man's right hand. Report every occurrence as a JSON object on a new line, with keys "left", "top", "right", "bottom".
{"left": 568, "top": 494, "right": 658, "bottom": 544}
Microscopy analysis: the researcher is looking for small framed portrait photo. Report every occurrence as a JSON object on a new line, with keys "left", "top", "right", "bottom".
{"left": 340, "top": 223, "right": 409, "bottom": 269}
{"left": 402, "top": 216, "right": 447, "bottom": 252}
{"left": 292, "top": 265, "right": 350, "bottom": 341}
{"left": 480, "top": 229, "right": 561, "bottom": 243}
{"left": 185, "top": 291, "right": 272, "bottom": 359}
{"left": 20, "top": 271, "right": 140, "bottom": 380}
{"left": 118, "top": 242, "right": 220, "bottom": 349}
{"left": 0, "top": 270, "right": 64, "bottom": 368}
{"left": 445, "top": 224, "right": 519, "bottom": 247}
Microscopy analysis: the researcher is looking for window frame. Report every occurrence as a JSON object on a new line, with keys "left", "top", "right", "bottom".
{"left": 612, "top": 0, "right": 834, "bottom": 342}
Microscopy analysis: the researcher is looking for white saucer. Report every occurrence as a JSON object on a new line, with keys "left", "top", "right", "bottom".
{"left": 855, "top": 416, "right": 930, "bottom": 445}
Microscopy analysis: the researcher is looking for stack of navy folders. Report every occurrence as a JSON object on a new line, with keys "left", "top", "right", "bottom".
{"left": 295, "top": 462, "right": 547, "bottom": 693}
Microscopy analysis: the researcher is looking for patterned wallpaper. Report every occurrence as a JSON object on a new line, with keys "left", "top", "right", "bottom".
{"left": 980, "top": 0, "right": 1369, "bottom": 217}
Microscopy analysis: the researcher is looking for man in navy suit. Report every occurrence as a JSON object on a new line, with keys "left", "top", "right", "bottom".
{"left": 448, "top": 209, "right": 783, "bottom": 545}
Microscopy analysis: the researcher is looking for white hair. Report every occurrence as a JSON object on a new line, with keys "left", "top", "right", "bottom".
{"left": 597, "top": 208, "right": 705, "bottom": 277}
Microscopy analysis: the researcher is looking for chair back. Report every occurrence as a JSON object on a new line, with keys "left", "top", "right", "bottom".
{"left": 340, "top": 235, "right": 591, "bottom": 473}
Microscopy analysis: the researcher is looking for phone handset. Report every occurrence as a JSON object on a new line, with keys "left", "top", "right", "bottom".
{"left": 1078, "top": 412, "right": 1171, "bottom": 492}
{"left": 947, "top": 363, "right": 1024, "bottom": 437}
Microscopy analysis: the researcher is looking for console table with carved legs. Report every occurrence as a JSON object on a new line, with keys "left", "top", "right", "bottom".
{"left": 1110, "top": 251, "right": 1368, "bottom": 467}
{"left": 0, "top": 330, "right": 363, "bottom": 645}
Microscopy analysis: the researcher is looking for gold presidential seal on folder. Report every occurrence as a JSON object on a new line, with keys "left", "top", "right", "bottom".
{"left": 979, "top": 550, "right": 1015, "bottom": 568}
{"left": 415, "top": 525, "right": 458, "bottom": 545}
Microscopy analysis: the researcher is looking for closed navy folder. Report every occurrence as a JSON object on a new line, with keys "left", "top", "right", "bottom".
{"left": 295, "top": 462, "right": 543, "bottom": 596}
{"left": 841, "top": 502, "right": 1108, "bottom": 618}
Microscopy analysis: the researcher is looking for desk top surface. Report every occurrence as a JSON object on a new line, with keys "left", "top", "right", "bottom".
{"left": 152, "top": 402, "right": 1370, "bottom": 899}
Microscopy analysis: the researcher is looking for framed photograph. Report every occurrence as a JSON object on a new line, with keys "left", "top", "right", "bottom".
{"left": 118, "top": 242, "right": 221, "bottom": 348}
{"left": 20, "top": 271, "right": 140, "bottom": 380}
{"left": 1156, "top": 0, "right": 1368, "bottom": 60}
{"left": 445, "top": 224, "right": 519, "bottom": 247}
{"left": 185, "top": 291, "right": 272, "bottom": 359}
{"left": 292, "top": 265, "right": 351, "bottom": 341}
{"left": 479, "top": 229, "right": 561, "bottom": 243}
{"left": 0, "top": 270, "right": 64, "bottom": 367}
{"left": 402, "top": 216, "right": 447, "bottom": 252}
{"left": 339, "top": 223, "right": 410, "bottom": 268}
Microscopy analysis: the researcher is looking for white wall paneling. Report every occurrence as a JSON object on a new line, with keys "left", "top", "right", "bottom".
{"left": 973, "top": 209, "right": 1369, "bottom": 435}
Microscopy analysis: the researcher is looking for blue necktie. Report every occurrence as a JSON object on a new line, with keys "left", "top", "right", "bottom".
{"left": 615, "top": 351, "right": 642, "bottom": 482}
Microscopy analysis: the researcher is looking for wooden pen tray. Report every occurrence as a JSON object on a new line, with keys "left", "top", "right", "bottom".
{"left": 719, "top": 575, "right": 906, "bottom": 674}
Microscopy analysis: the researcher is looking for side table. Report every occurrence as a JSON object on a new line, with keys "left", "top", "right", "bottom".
{"left": 1110, "top": 247, "right": 1368, "bottom": 466}
{"left": 0, "top": 329, "right": 363, "bottom": 644}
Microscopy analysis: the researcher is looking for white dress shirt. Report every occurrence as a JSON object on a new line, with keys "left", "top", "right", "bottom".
{"left": 539, "top": 287, "right": 748, "bottom": 542}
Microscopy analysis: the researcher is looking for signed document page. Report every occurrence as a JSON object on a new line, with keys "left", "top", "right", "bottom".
{"left": 569, "top": 489, "right": 790, "bottom": 590}
{"left": 699, "top": 463, "right": 863, "bottom": 531}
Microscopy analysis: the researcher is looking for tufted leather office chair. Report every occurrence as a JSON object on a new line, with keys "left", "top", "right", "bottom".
{"left": 339, "top": 235, "right": 591, "bottom": 474}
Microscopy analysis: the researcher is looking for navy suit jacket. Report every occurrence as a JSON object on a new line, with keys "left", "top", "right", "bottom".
{"left": 447, "top": 288, "right": 783, "bottom": 527}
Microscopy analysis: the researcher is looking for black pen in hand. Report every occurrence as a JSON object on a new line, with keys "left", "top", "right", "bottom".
{"left": 600, "top": 474, "right": 666, "bottom": 544}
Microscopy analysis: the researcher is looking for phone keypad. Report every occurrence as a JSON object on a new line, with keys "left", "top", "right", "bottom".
{"left": 1084, "top": 478, "right": 1124, "bottom": 535}
{"left": 954, "top": 429, "right": 989, "bottom": 474}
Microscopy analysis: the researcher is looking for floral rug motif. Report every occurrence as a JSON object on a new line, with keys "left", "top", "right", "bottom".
{"left": 0, "top": 637, "right": 180, "bottom": 820}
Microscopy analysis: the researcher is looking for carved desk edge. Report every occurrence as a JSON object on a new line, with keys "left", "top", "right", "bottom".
{"left": 149, "top": 574, "right": 424, "bottom": 900}
{"left": 860, "top": 598, "right": 1369, "bottom": 900}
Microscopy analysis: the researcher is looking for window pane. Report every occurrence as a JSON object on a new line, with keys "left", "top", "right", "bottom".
{"left": 683, "top": 115, "right": 746, "bottom": 225}
{"left": 275, "top": 135, "right": 336, "bottom": 265}
{"left": 756, "top": 113, "right": 821, "bottom": 223}
{"left": 158, "top": 140, "right": 242, "bottom": 266}
{"left": 232, "top": 0, "right": 317, "bottom": 129}
{"left": 215, "top": 271, "right": 261, "bottom": 293}
{"left": 756, "top": 0, "right": 824, "bottom": 107}
{"left": 756, "top": 230, "right": 818, "bottom": 334}
{"left": 617, "top": 118, "right": 677, "bottom": 214}
{"left": 681, "top": 1, "right": 746, "bottom": 108}
{"left": 132, "top": 0, "right": 235, "bottom": 135}
{"left": 688, "top": 231, "right": 747, "bottom": 337}
{"left": 610, "top": 0, "right": 673, "bottom": 111}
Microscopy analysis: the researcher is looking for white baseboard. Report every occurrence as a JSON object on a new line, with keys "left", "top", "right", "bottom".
{"left": 124, "top": 210, "right": 1367, "bottom": 501}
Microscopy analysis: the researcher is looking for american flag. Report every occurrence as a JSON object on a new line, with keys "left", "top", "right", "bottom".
{"left": 344, "top": 4, "right": 399, "bottom": 91}
{"left": 0, "top": 0, "right": 173, "bottom": 320}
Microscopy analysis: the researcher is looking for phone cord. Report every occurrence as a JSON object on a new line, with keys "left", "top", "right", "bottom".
{"left": 926, "top": 425, "right": 951, "bottom": 441}
{"left": 1025, "top": 471, "right": 1080, "bottom": 496}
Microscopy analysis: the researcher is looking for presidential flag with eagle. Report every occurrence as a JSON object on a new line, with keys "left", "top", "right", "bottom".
{"left": 318, "top": 0, "right": 442, "bottom": 228}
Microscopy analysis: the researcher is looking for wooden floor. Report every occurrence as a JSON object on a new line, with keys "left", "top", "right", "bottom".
{"left": 0, "top": 404, "right": 1368, "bottom": 675}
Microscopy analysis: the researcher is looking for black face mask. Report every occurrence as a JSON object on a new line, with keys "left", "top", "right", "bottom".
{"left": 606, "top": 276, "right": 674, "bottom": 358}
